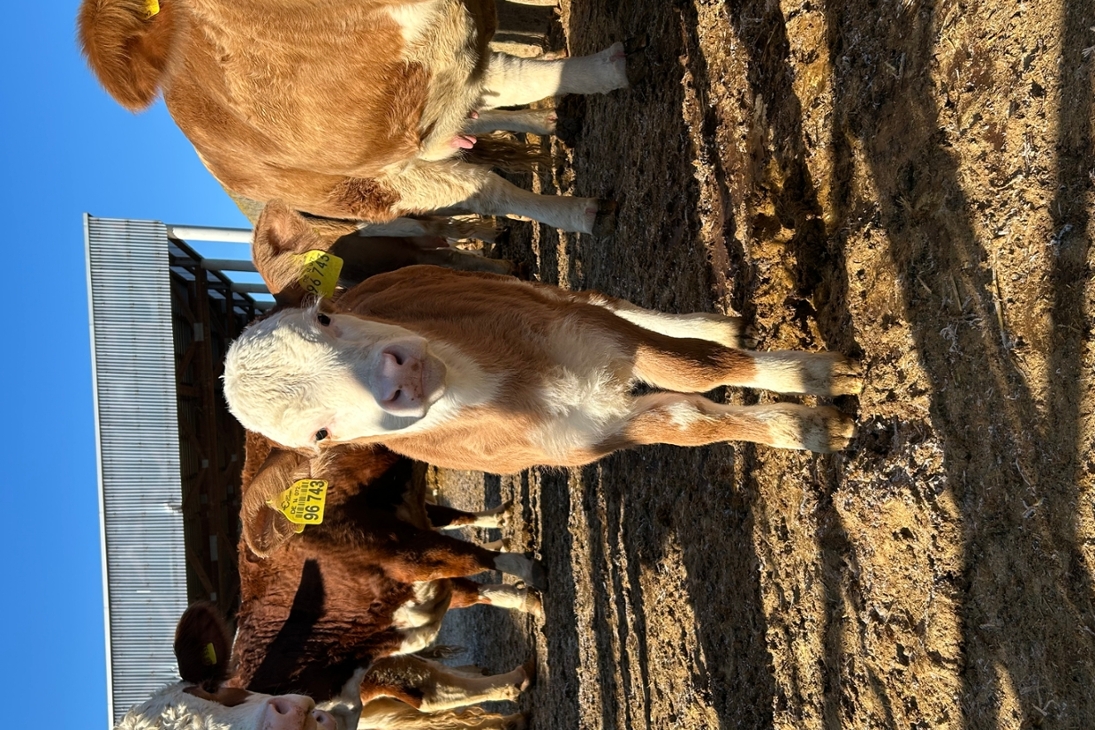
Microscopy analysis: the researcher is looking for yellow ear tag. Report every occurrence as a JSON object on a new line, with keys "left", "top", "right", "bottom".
{"left": 267, "top": 479, "right": 328, "bottom": 529}
{"left": 294, "top": 251, "right": 343, "bottom": 299}
{"left": 201, "top": 643, "right": 217, "bottom": 666}
{"left": 144, "top": 0, "right": 160, "bottom": 19}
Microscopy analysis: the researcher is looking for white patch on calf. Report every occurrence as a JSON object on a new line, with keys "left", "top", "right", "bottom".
{"left": 387, "top": 1, "right": 442, "bottom": 49}
{"left": 663, "top": 400, "right": 705, "bottom": 430}
{"left": 527, "top": 316, "right": 632, "bottom": 461}
{"left": 392, "top": 581, "right": 449, "bottom": 654}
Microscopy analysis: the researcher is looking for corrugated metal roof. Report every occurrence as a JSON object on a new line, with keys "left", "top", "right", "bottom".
{"left": 86, "top": 216, "right": 190, "bottom": 726}
{"left": 87, "top": 217, "right": 267, "bottom": 727}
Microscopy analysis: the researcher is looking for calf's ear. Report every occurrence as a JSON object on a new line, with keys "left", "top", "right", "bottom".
{"left": 252, "top": 200, "right": 326, "bottom": 306}
{"left": 174, "top": 602, "right": 233, "bottom": 689}
{"left": 240, "top": 446, "right": 311, "bottom": 558}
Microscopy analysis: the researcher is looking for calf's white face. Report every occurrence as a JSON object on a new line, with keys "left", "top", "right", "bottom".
{"left": 115, "top": 683, "right": 347, "bottom": 730}
{"left": 224, "top": 304, "right": 448, "bottom": 451}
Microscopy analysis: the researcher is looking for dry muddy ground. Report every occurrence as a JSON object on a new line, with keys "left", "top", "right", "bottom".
{"left": 434, "top": 0, "right": 1095, "bottom": 727}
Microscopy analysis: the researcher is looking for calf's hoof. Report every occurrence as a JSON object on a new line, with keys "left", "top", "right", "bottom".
{"left": 623, "top": 35, "right": 651, "bottom": 86}
{"left": 827, "top": 356, "right": 865, "bottom": 396}
{"left": 802, "top": 406, "right": 857, "bottom": 453}
{"left": 522, "top": 587, "right": 544, "bottom": 619}
{"left": 494, "top": 553, "right": 547, "bottom": 590}
{"left": 555, "top": 115, "right": 583, "bottom": 146}
{"left": 520, "top": 658, "right": 537, "bottom": 690}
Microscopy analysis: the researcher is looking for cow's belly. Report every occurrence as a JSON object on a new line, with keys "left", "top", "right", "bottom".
{"left": 393, "top": 0, "right": 495, "bottom": 161}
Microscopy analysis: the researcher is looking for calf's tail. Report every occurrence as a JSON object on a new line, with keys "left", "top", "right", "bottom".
{"left": 77, "top": 0, "right": 182, "bottom": 111}
{"left": 465, "top": 132, "right": 550, "bottom": 173}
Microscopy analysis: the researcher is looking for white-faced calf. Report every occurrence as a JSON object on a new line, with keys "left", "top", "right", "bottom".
{"left": 223, "top": 205, "right": 863, "bottom": 474}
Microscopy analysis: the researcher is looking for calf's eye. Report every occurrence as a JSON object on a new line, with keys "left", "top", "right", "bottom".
{"left": 315, "top": 429, "right": 329, "bottom": 442}
{"left": 317, "top": 313, "right": 331, "bottom": 326}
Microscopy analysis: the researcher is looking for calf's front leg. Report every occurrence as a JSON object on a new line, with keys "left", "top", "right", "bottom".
{"left": 450, "top": 578, "right": 543, "bottom": 618}
{"left": 629, "top": 327, "right": 863, "bottom": 397}
{"left": 605, "top": 393, "right": 856, "bottom": 454}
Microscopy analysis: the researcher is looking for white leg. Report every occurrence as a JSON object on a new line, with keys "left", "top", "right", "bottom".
{"left": 416, "top": 661, "right": 534, "bottom": 712}
{"left": 466, "top": 108, "right": 558, "bottom": 136}
{"left": 478, "top": 582, "right": 543, "bottom": 617}
{"left": 387, "top": 161, "right": 609, "bottom": 235}
{"left": 494, "top": 552, "right": 546, "bottom": 588}
{"left": 733, "top": 352, "right": 864, "bottom": 396}
{"left": 480, "top": 44, "right": 628, "bottom": 108}
{"left": 457, "top": 172, "right": 603, "bottom": 234}
{"left": 355, "top": 216, "right": 497, "bottom": 242}
{"left": 588, "top": 295, "right": 745, "bottom": 348}
{"left": 464, "top": 500, "right": 511, "bottom": 530}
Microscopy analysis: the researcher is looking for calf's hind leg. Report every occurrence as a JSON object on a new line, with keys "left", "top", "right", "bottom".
{"left": 387, "top": 160, "right": 609, "bottom": 235}
{"left": 481, "top": 44, "right": 629, "bottom": 108}
{"left": 582, "top": 293, "right": 745, "bottom": 348}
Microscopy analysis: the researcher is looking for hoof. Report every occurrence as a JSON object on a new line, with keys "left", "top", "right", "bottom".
{"left": 520, "top": 658, "right": 537, "bottom": 690}
{"left": 556, "top": 116, "right": 583, "bottom": 146}
{"left": 512, "top": 260, "right": 532, "bottom": 280}
{"left": 525, "top": 558, "right": 548, "bottom": 591}
{"left": 522, "top": 587, "right": 544, "bottom": 619}
{"left": 829, "top": 356, "right": 866, "bottom": 396}
{"left": 807, "top": 406, "right": 857, "bottom": 453}
{"left": 623, "top": 34, "right": 650, "bottom": 54}
{"left": 592, "top": 200, "right": 618, "bottom": 237}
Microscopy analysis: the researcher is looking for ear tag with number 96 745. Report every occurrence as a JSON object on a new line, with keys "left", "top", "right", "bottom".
{"left": 267, "top": 479, "right": 328, "bottom": 532}
{"left": 294, "top": 250, "right": 344, "bottom": 299}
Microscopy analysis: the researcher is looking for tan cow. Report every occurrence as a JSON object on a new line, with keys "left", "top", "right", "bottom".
{"left": 77, "top": 0, "right": 628, "bottom": 233}
{"left": 223, "top": 203, "right": 863, "bottom": 474}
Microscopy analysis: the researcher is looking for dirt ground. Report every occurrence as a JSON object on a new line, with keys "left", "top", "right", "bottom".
{"left": 433, "top": 0, "right": 1095, "bottom": 728}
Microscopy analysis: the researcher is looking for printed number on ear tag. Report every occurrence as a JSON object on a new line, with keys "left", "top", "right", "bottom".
{"left": 294, "top": 251, "right": 344, "bottom": 299}
{"left": 267, "top": 479, "right": 328, "bottom": 529}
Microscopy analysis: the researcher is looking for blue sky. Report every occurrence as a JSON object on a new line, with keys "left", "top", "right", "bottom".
{"left": 0, "top": 5, "right": 250, "bottom": 724}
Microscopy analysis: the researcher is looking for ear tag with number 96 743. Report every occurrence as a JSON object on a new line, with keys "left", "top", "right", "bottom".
{"left": 267, "top": 479, "right": 328, "bottom": 532}
{"left": 294, "top": 251, "right": 344, "bottom": 299}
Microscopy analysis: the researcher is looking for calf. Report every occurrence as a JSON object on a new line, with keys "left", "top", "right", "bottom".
{"left": 233, "top": 431, "right": 542, "bottom": 703}
{"left": 222, "top": 204, "right": 863, "bottom": 474}
{"left": 77, "top": 0, "right": 628, "bottom": 233}
{"left": 114, "top": 602, "right": 531, "bottom": 730}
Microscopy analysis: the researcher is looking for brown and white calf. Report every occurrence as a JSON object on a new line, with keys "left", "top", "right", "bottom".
{"left": 223, "top": 204, "right": 863, "bottom": 474}
{"left": 77, "top": 0, "right": 628, "bottom": 233}
{"left": 232, "top": 430, "right": 542, "bottom": 706}
{"left": 114, "top": 602, "right": 532, "bottom": 730}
